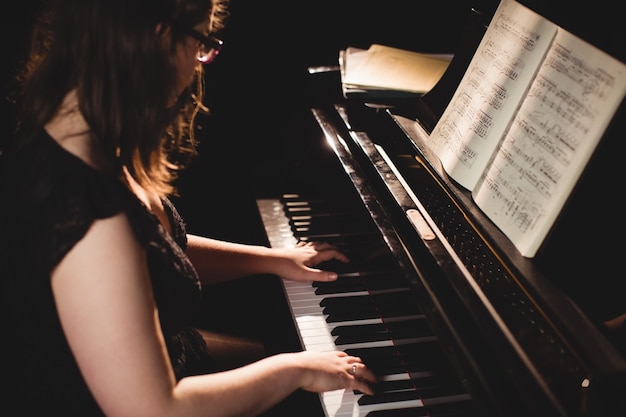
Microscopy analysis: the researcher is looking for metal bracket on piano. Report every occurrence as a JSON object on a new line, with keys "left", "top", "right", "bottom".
{"left": 348, "top": 130, "right": 443, "bottom": 244}
{"left": 346, "top": 128, "right": 469, "bottom": 267}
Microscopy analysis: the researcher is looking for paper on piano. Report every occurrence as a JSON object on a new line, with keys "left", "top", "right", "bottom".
{"left": 340, "top": 44, "right": 453, "bottom": 99}
{"left": 427, "top": 0, "right": 626, "bottom": 258}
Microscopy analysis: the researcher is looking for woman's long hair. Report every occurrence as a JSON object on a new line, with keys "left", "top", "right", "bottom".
{"left": 15, "top": 0, "right": 229, "bottom": 197}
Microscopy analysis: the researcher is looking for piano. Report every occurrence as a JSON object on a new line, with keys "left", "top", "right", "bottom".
{"left": 249, "top": 1, "right": 626, "bottom": 416}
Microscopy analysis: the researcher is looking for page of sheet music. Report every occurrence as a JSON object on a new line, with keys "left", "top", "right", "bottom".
{"left": 472, "top": 29, "right": 626, "bottom": 257}
{"left": 342, "top": 44, "right": 452, "bottom": 94}
{"left": 427, "top": 0, "right": 557, "bottom": 190}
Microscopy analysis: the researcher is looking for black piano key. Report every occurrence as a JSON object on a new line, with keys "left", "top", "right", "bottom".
{"left": 282, "top": 200, "right": 365, "bottom": 218}
{"left": 417, "top": 384, "right": 468, "bottom": 400}
{"left": 343, "top": 245, "right": 391, "bottom": 264}
{"left": 345, "top": 341, "right": 449, "bottom": 376}
{"left": 315, "top": 256, "right": 400, "bottom": 275}
{"left": 315, "top": 278, "right": 406, "bottom": 294}
{"left": 293, "top": 229, "right": 379, "bottom": 241}
{"left": 359, "top": 389, "right": 420, "bottom": 405}
{"left": 313, "top": 258, "right": 356, "bottom": 273}
{"left": 320, "top": 291, "right": 420, "bottom": 309}
{"left": 289, "top": 214, "right": 375, "bottom": 233}
{"left": 360, "top": 272, "right": 411, "bottom": 287}
{"left": 363, "top": 398, "right": 479, "bottom": 417}
{"left": 288, "top": 211, "right": 368, "bottom": 222}
{"left": 323, "top": 305, "right": 422, "bottom": 324}
{"left": 356, "top": 374, "right": 454, "bottom": 398}
{"left": 373, "top": 378, "right": 417, "bottom": 392}
{"left": 320, "top": 294, "right": 375, "bottom": 308}
{"left": 333, "top": 324, "right": 399, "bottom": 344}
{"left": 290, "top": 222, "right": 392, "bottom": 266}
{"left": 332, "top": 319, "right": 433, "bottom": 345}
{"left": 322, "top": 293, "right": 422, "bottom": 322}
{"left": 280, "top": 192, "right": 363, "bottom": 208}
{"left": 364, "top": 409, "right": 432, "bottom": 417}
{"left": 344, "top": 346, "right": 413, "bottom": 375}
{"left": 413, "top": 374, "right": 466, "bottom": 393}
{"left": 313, "top": 273, "right": 409, "bottom": 295}
{"left": 296, "top": 234, "right": 380, "bottom": 248}
{"left": 367, "top": 372, "right": 466, "bottom": 396}
{"left": 359, "top": 382, "right": 472, "bottom": 408}
{"left": 372, "top": 374, "right": 467, "bottom": 400}
{"left": 319, "top": 294, "right": 372, "bottom": 310}
{"left": 314, "top": 278, "right": 369, "bottom": 294}
{"left": 347, "top": 351, "right": 410, "bottom": 375}
{"left": 348, "top": 340, "right": 438, "bottom": 357}
{"left": 364, "top": 373, "right": 456, "bottom": 398}
{"left": 336, "top": 243, "right": 398, "bottom": 267}
{"left": 398, "top": 343, "right": 450, "bottom": 373}
{"left": 326, "top": 308, "right": 383, "bottom": 322}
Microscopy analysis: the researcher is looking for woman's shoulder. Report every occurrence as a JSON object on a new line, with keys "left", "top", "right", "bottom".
{"left": 1, "top": 129, "right": 157, "bottom": 271}
{"left": 7, "top": 129, "right": 129, "bottom": 215}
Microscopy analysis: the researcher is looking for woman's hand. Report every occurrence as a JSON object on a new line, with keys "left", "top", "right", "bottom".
{"left": 272, "top": 241, "right": 350, "bottom": 283}
{"left": 187, "top": 235, "right": 351, "bottom": 284}
{"left": 292, "top": 350, "right": 377, "bottom": 395}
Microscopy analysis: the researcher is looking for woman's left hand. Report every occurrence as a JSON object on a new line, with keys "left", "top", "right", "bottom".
{"left": 273, "top": 241, "right": 350, "bottom": 283}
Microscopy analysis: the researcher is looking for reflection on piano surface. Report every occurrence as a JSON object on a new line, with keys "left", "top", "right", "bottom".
{"left": 253, "top": 2, "right": 626, "bottom": 417}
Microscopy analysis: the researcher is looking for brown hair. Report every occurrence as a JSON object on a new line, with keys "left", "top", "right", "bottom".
{"left": 15, "top": 0, "right": 230, "bottom": 197}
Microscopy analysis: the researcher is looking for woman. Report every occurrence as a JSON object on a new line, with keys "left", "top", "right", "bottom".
{"left": 0, "top": 0, "right": 376, "bottom": 415}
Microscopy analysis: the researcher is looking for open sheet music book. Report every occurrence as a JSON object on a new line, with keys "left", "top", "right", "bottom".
{"left": 339, "top": 44, "right": 452, "bottom": 99}
{"left": 427, "top": 0, "right": 626, "bottom": 258}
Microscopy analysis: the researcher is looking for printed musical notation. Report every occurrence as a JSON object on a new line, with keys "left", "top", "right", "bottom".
{"left": 473, "top": 28, "right": 626, "bottom": 256}
{"left": 426, "top": 0, "right": 626, "bottom": 257}
{"left": 428, "top": 0, "right": 556, "bottom": 191}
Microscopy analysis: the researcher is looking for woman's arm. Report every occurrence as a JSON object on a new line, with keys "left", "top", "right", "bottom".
{"left": 52, "top": 214, "right": 374, "bottom": 417}
{"left": 186, "top": 233, "right": 349, "bottom": 285}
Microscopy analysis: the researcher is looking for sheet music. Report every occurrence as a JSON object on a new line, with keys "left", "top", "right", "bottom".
{"left": 342, "top": 44, "right": 452, "bottom": 94}
{"left": 472, "top": 29, "right": 626, "bottom": 257}
{"left": 427, "top": 0, "right": 558, "bottom": 190}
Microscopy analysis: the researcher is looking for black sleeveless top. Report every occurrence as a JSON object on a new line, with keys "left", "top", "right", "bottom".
{"left": 0, "top": 130, "right": 217, "bottom": 415}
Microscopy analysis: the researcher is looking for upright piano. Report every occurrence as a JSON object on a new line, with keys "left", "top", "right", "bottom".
{"left": 253, "top": 2, "right": 626, "bottom": 416}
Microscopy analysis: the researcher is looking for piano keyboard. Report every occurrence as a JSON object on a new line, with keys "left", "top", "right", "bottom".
{"left": 257, "top": 194, "right": 480, "bottom": 417}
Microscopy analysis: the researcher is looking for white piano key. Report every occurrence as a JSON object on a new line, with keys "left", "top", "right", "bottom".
{"left": 321, "top": 389, "right": 360, "bottom": 417}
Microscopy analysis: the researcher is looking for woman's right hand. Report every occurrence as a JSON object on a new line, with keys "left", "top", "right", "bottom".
{"left": 292, "top": 350, "right": 377, "bottom": 395}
